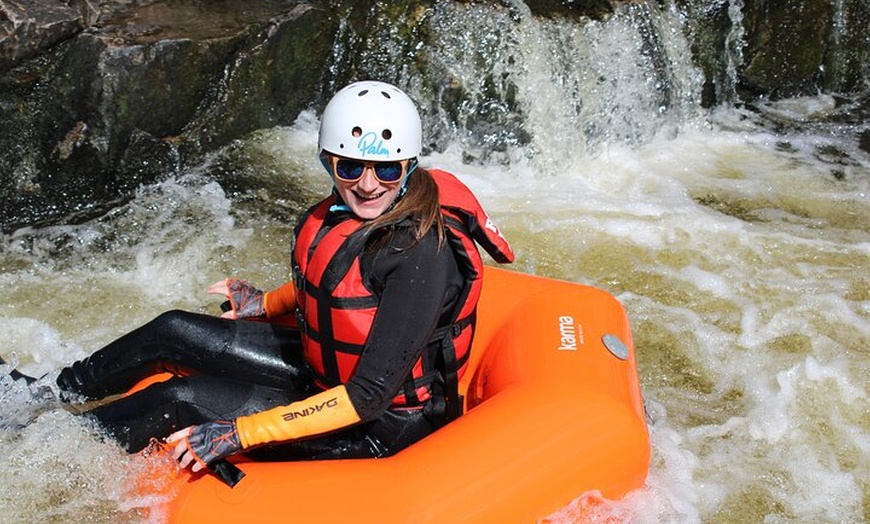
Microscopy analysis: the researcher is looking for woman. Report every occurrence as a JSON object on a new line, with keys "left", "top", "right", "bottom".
{"left": 7, "top": 81, "right": 514, "bottom": 476}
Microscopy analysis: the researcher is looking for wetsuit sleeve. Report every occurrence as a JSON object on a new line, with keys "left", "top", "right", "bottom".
{"left": 235, "top": 385, "right": 361, "bottom": 449}
{"left": 345, "top": 231, "right": 462, "bottom": 421}
{"left": 263, "top": 281, "right": 297, "bottom": 317}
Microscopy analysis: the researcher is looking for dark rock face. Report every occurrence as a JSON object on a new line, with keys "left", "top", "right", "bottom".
{"left": 678, "top": 0, "right": 869, "bottom": 105}
{"left": 741, "top": 0, "right": 868, "bottom": 98}
{"left": 0, "top": 0, "right": 96, "bottom": 69}
{"left": 0, "top": 0, "right": 867, "bottom": 232}
{"left": 1, "top": 0, "right": 335, "bottom": 231}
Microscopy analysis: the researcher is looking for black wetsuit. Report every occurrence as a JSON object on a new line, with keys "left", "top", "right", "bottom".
{"left": 58, "top": 226, "right": 465, "bottom": 458}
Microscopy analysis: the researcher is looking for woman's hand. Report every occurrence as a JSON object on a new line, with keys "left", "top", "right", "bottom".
{"left": 166, "top": 420, "right": 243, "bottom": 472}
{"left": 207, "top": 278, "right": 266, "bottom": 319}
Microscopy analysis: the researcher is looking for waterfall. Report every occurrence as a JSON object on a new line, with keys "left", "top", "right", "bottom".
{"left": 723, "top": 0, "right": 745, "bottom": 104}
{"left": 326, "top": 0, "right": 707, "bottom": 167}
{"left": 418, "top": 1, "right": 707, "bottom": 165}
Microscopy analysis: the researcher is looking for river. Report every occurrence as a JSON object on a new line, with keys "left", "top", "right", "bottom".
{"left": 1, "top": 1, "right": 868, "bottom": 523}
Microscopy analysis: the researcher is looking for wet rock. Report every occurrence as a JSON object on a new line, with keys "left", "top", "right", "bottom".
{"left": 741, "top": 0, "right": 868, "bottom": 99}
{"left": 0, "top": 0, "right": 97, "bottom": 69}
{"left": 677, "top": 0, "right": 868, "bottom": 105}
{"left": 859, "top": 130, "right": 870, "bottom": 155}
{"left": 1, "top": 0, "right": 334, "bottom": 232}
{"left": 741, "top": 0, "right": 832, "bottom": 98}
{"left": 494, "top": 0, "right": 615, "bottom": 21}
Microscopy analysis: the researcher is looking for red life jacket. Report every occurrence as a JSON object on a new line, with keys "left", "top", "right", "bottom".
{"left": 292, "top": 169, "right": 513, "bottom": 416}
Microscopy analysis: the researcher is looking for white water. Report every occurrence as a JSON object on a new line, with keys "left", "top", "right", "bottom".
{"left": 2, "top": 1, "right": 868, "bottom": 522}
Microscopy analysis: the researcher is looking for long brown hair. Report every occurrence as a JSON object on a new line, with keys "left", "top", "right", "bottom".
{"left": 364, "top": 167, "right": 445, "bottom": 249}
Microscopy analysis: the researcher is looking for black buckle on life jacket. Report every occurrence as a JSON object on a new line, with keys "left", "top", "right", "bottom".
{"left": 295, "top": 310, "right": 308, "bottom": 335}
{"left": 450, "top": 315, "right": 473, "bottom": 338}
{"left": 292, "top": 265, "right": 304, "bottom": 292}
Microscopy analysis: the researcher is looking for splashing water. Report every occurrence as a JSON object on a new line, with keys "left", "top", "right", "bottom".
{"left": 1, "top": 1, "right": 868, "bottom": 522}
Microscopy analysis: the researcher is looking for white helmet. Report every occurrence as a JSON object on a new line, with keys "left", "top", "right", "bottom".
{"left": 318, "top": 81, "right": 422, "bottom": 162}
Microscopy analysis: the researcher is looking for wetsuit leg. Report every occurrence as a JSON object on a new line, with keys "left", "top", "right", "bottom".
{"left": 57, "top": 310, "right": 308, "bottom": 399}
{"left": 87, "top": 374, "right": 312, "bottom": 453}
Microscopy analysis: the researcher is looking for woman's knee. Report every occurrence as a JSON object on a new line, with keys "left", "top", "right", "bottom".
{"left": 149, "top": 310, "right": 232, "bottom": 348}
{"left": 150, "top": 309, "right": 200, "bottom": 335}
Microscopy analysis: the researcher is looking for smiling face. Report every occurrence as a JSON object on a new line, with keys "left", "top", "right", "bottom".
{"left": 333, "top": 165, "right": 405, "bottom": 219}
{"left": 321, "top": 152, "right": 411, "bottom": 220}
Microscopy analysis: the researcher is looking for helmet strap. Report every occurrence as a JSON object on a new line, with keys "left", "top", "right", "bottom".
{"left": 396, "top": 158, "right": 419, "bottom": 199}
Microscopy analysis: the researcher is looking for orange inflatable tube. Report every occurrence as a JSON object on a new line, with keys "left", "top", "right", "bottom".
{"left": 142, "top": 267, "right": 650, "bottom": 523}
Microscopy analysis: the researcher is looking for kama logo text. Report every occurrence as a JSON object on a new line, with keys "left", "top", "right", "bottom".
{"left": 558, "top": 315, "right": 584, "bottom": 351}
